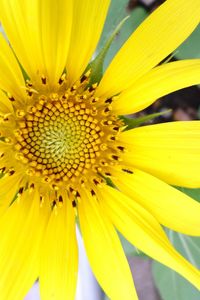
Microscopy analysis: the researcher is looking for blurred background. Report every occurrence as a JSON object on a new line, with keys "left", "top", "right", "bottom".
{"left": 99, "top": 0, "right": 200, "bottom": 299}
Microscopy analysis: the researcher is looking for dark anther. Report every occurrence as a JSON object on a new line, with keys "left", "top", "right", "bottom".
{"left": 9, "top": 170, "right": 15, "bottom": 176}
{"left": 72, "top": 200, "right": 77, "bottom": 207}
{"left": 104, "top": 107, "right": 110, "bottom": 113}
{"left": 113, "top": 126, "right": 119, "bottom": 131}
{"left": 59, "top": 77, "right": 64, "bottom": 85}
{"left": 52, "top": 200, "right": 57, "bottom": 208}
{"left": 26, "top": 81, "right": 33, "bottom": 87}
{"left": 80, "top": 74, "right": 88, "bottom": 83}
{"left": 27, "top": 90, "right": 33, "bottom": 97}
{"left": 52, "top": 184, "right": 58, "bottom": 190}
{"left": 105, "top": 98, "right": 113, "bottom": 104}
{"left": 58, "top": 195, "right": 63, "bottom": 203}
{"left": 122, "top": 168, "right": 134, "bottom": 174}
{"left": 93, "top": 179, "right": 99, "bottom": 185}
{"left": 18, "top": 187, "right": 24, "bottom": 194}
{"left": 105, "top": 172, "right": 111, "bottom": 176}
{"left": 41, "top": 77, "right": 47, "bottom": 84}
{"left": 1, "top": 167, "right": 6, "bottom": 173}
{"left": 89, "top": 85, "right": 96, "bottom": 92}
{"left": 112, "top": 155, "right": 119, "bottom": 161}
{"left": 76, "top": 191, "right": 81, "bottom": 198}
{"left": 30, "top": 183, "right": 35, "bottom": 189}
{"left": 110, "top": 136, "right": 116, "bottom": 141}
{"left": 117, "top": 146, "right": 125, "bottom": 152}
{"left": 8, "top": 96, "right": 15, "bottom": 102}
{"left": 69, "top": 187, "right": 74, "bottom": 193}
{"left": 70, "top": 86, "right": 76, "bottom": 92}
{"left": 91, "top": 98, "right": 97, "bottom": 103}
{"left": 102, "top": 120, "right": 111, "bottom": 126}
{"left": 91, "top": 189, "right": 96, "bottom": 196}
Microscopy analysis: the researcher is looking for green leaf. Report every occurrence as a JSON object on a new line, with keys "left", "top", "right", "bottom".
{"left": 103, "top": 7, "right": 148, "bottom": 69}
{"left": 120, "top": 110, "right": 171, "bottom": 130}
{"left": 176, "top": 25, "right": 200, "bottom": 59}
{"left": 97, "top": 0, "right": 130, "bottom": 53}
{"left": 177, "top": 187, "right": 200, "bottom": 203}
{"left": 153, "top": 188, "right": 200, "bottom": 299}
{"left": 152, "top": 230, "right": 200, "bottom": 300}
{"left": 88, "top": 16, "right": 129, "bottom": 85}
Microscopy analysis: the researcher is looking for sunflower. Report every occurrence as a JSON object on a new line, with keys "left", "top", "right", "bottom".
{"left": 0, "top": 0, "right": 200, "bottom": 299}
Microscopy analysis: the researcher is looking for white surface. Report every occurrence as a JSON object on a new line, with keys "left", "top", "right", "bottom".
{"left": 76, "top": 228, "right": 102, "bottom": 300}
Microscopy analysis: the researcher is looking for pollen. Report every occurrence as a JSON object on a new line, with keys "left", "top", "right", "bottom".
{"left": 0, "top": 74, "right": 124, "bottom": 192}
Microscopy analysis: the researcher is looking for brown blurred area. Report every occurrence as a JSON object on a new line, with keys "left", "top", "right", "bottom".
{"left": 128, "top": 0, "right": 165, "bottom": 10}
{"left": 129, "top": 257, "right": 161, "bottom": 300}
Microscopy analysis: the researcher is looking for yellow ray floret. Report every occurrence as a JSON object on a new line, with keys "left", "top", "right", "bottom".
{"left": 79, "top": 188, "right": 138, "bottom": 300}
{"left": 112, "top": 59, "right": 200, "bottom": 115}
{"left": 66, "top": 0, "right": 111, "bottom": 85}
{"left": 119, "top": 121, "right": 200, "bottom": 187}
{"left": 97, "top": 0, "right": 200, "bottom": 97}
{"left": 99, "top": 185, "right": 200, "bottom": 291}
{"left": 39, "top": 196, "right": 78, "bottom": 300}
{"left": 111, "top": 166, "right": 200, "bottom": 236}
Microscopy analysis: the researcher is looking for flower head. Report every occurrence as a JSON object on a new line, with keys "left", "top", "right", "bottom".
{"left": 0, "top": 0, "right": 200, "bottom": 299}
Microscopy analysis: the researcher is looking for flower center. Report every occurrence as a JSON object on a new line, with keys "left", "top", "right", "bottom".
{"left": 15, "top": 98, "right": 103, "bottom": 182}
{"left": 0, "top": 75, "right": 124, "bottom": 190}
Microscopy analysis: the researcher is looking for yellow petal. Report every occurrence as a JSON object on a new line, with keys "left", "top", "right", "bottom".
{"left": 0, "top": 0, "right": 42, "bottom": 84}
{"left": 99, "top": 185, "right": 200, "bottom": 290}
{"left": 38, "top": 0, "right": 73, "bottom": 85}
{"left": 0, "top": 0, "right": 73, "bottom": 86}
{"left": 96, "top": 0, "right": 200, "bottom": 98}
{"left": 39, "top": 195, "right": 78, "bottom": 300}
{"left": 0, "top": 172, "right": 22, "bottom": 215}
{"left": 0, "top": 90, "right": 13, "bottom": 114}
{"left": 78, "top": 188, "right": 138, "bottom": 300}
{"left": 112, "top": 59, "right": 200, "bottom": 115}
{"left": 0, "top": 33, "right": 26, "bottom": 101}
{"left": 111, "top": 167, "right": 200, "bottom": 236}
{"left": 66, "top": 0, "right": 110, "bottom": 85}
{"left": 0, "top": 189, "right": 46, "bottom": 300}
{"left": 119, "top": 121, "right": 200, "bottom": 187}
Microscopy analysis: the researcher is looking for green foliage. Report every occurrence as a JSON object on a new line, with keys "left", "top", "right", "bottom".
{"left": 103, "top": 7, "right": 147, "bottom": 69}
{"left": 177, "top": 187, "right": 200, "bottom": 203}
{"left": 153, "top": 231, "right": 200, "bottom": 300}
{"left": 176, "top": 25, "right": 200, "bottom": 59}
{"left": 153, "top": 188, "right": 200, "bottom": 300}
{"left": 88, "top": 16, "right": 129, "bottom": 85}
{"left": 120, "top": 110, "right": 171, "bottom": 130}
{"left": 97, "top": 0, "right": 147, "bottom": 68}
{"left": 97, "top": 0, "right": 130, "bottom": 53}
{"left": 88, "top": 1, "right": 147, "bottom": 84}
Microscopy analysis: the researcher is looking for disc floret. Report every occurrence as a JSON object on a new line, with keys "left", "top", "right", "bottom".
{"left": 0, "top": 74, "right": 124, "bottom": 197}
